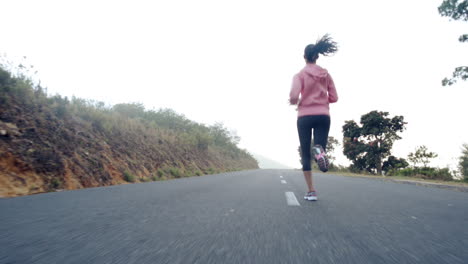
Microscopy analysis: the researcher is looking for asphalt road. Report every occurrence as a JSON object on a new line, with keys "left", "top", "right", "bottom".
{"left": 1, "top": 169, "right": 467, "bottom": 264}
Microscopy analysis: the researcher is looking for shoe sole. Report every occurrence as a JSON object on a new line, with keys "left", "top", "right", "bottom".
{"left": 317, "top": 156, "right": 329, "bottom": 172}
{"left": 314, "top": 145, "right": 329, "bottom": 172}
{"left": 304, "top": 196, "right": 318, "bottom": 201}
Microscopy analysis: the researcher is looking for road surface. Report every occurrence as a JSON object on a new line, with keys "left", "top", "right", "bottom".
{"left": 1, "top": 169, "right": 467, "bottom": 264}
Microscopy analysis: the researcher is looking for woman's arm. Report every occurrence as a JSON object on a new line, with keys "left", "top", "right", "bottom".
{"left": 328, "top": 74, "right": 338, "bottom": 103}
{"left": 289, "top": 74, "right": 302, "bottom": 105}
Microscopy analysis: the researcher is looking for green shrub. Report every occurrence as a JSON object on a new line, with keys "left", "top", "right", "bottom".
{"left": 113, "top": 103, "right": 145, "bottom": 118}
{"left": 394, "top": 168, "right": 413, "bottom": 177}
{"left": 29, "top": 184, "right": 39, "bottom": 193}
{"left": 195, "top": 132, "right": 212, "bottom": 151}
{"left": 157, "top": 169, "right": 164, "bottom": 177}
{"left": 50, "top": 178, "right": 62, "bottom": 189}
{"left": 123, "top": 171, "right": 136, "bottom": 182}
{"left": 394, "top": 167, "right": 453, "bottom": 181}
{"left": 140, "top": 177, "right": 150, "bottom": 182}
{"left": 12, "top": 80, "right": 34, "bottom": 103}
{"left": 206, "top": 167, "right": 217, "bottom": 174}
{"left": 433, "top": 168, "right": 453, "bottom": 181}
{"left": 168, "top": 167, "right": 181, "bottom": 178}
{"left": 459, "top": 144, "right": 468, "bottom": 181}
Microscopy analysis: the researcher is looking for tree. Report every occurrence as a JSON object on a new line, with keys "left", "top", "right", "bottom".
{"left": 343, "top": 111, "right": 406, "bottom": 175}
{"left": 382, "top": 156, "right": 409, "bottom": 175}
{"left": 407, "top": 145, "right": 438, "bottom": 168}
{"left": 439, "top": 0, "right": 468, "bottom": 86}
{"left": 113, "top": 103, "right": 145, "bottom": 118}
{"left": 210, "top": 122, "right": 239, "bottom": 147}
{"left": 459, "top": 143, "right": 468, "bottom": 181}
{"left": 326, "top": 136, "right": 340, "bottom": 166}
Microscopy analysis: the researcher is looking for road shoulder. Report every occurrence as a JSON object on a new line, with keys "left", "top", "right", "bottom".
{"left": 329, "top": 172, "right": 468, "bottom": 193}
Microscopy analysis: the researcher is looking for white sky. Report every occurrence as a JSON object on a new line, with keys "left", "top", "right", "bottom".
{"left": 1, "top": 0, "right": 467, "bottom": 171}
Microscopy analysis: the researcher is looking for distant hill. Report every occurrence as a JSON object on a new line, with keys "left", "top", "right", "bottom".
{"left": 0, "top": 66, "right": 258, "bottom": 197}
{"left": 253, "top": 153, "right": 292, "bottom": 169}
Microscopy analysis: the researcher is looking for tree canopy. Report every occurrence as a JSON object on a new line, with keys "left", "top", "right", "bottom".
{"left": 382, "top": 156, "right": 409, "bottom": 174}
{"left": 439, "top": 0, "right": 468, "bottom": 21}
{"left": 439, "top": 0, "right": 468, "bottom": 86}
{"left": 343, "top": 111, "right": 406, "bottom": 175}
{"left": 408, "top": 145, "right": 438, "bottom": 168}
{"left": 459, "top": 144, "right": 468, "bottom": 181}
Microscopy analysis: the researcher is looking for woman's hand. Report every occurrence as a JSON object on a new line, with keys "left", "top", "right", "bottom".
{"left": 289, "top": 98, "right": 298, "bottom": 105}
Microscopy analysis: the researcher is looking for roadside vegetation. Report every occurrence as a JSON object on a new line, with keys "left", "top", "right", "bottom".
{"left": 302, "top": 111, "right": 467, "bottom": 183}
{"left": 298, "top": 1, "right": 468, "bottom": 183}
{"left": 0, "top": 61, "right": 257, "bottom": 196}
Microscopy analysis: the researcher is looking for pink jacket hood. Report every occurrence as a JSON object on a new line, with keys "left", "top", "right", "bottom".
{"left": 303, "top": 64, "right": 329, "bottom": 78}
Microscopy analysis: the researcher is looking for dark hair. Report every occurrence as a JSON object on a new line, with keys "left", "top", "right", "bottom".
{"left": 304, "top": 34, "right": 338, "bottom": 63}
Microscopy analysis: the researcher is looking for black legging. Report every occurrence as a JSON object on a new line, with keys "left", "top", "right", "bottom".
{"left": 297, "top": 115, "right": 330, "bottom": 171}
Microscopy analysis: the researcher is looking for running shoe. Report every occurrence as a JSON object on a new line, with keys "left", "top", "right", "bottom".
{"left": 313, "top": 144, "right": 329, "bottom": 172}
{"left": 304, "top": 191, "right": 318, "bottom": 201}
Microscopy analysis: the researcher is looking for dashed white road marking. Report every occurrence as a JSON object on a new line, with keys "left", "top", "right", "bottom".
{"left": 281, "top": 180, "right": 287, "bottom": 184}
{"left": 411, "top": 216, "right": 417, "bottom": 220}
{"left": 285, "top": 192, "right": 300, "bottom": 206}
{"left": 280, "top": 176, "right": 283, "bottom": 178}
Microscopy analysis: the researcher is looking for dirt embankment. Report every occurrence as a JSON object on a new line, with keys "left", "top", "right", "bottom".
{"left": 0, "top": 71, "right": 258, "bottom": 197}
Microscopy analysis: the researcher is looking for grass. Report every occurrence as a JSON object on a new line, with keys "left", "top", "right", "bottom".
{"left": 331, "top": 171, "right": 468, "bottom": 186}
{"left": 28, "top": 184, "right": 39, "bottom": 193}
{"left": 206, "top": 167, "right": 217, "bottom": 175}
{"left": 157, "top": 169, "right": 164, "bottom": 178}
{"left": 123, "top": 171, "right": 136, "bottom": 183}
{"left": 140, "top": 177, "right": 150, "bottom": 182}
{"left": 168, "top": 167, "right": 181, "bottom": 178}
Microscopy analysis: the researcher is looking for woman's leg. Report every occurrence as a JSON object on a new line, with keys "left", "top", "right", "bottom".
{"left": 313, "top": 115, "right": 331, "bottom": 151}
{"left": 297, "top": 116, "right": 315, "bottom": 192}
{"left": 303, "top": 171, "right": 314, "bottom": 192}
{"left": 312, "top": 115, "right": 331, "bottom": 172}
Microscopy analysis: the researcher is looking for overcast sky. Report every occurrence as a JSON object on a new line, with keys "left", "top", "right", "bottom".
{"left": 1, "top": 0, "right": 467, "bottom": 171}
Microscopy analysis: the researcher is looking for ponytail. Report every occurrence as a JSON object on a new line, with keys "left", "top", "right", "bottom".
{"left": 304, "top": 34, "right": 338, "bottom": 63}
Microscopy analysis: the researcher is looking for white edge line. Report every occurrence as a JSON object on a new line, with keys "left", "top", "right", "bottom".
{"left": 285, "top": 192, "right": 300, "bottom": 206}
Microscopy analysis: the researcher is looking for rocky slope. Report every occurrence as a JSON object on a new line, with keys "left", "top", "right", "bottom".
{"left": 0, "top": 67, "right": 258, "bottom": 197}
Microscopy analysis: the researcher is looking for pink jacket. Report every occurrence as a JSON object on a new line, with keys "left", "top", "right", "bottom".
{"left": 289, "top": 63, "right": 338, "bottom": 117}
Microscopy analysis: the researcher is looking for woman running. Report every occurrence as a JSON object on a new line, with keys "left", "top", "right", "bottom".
{"left": 289, "top": 34, "right": 339, "bottom": 201}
